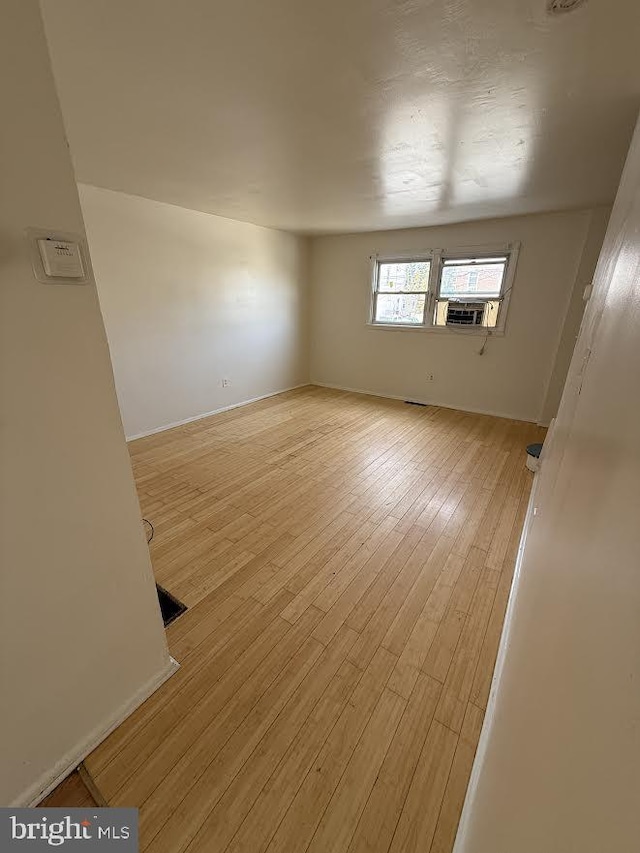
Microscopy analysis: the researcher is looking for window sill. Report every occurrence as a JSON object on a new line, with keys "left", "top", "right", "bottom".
{"left": 366, "top": 322, "right": 505, "bottom": 336}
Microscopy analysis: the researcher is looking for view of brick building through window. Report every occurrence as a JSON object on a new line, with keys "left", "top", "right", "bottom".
{"left": 440, "top": 259, "right": 506, "bottom": 299}
{"left": 373, "top": 255, "right": 508, "bottom": 326}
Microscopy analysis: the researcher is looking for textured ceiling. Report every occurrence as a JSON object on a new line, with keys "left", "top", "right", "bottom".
{"left": 42, "top": 0, "right": 640, "bottom": 233}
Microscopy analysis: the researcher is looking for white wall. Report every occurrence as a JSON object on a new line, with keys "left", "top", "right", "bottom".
{"left": 309, "top": 209, "right": 607, "bottom": 422}
{"left": 78, "top": 185, "right": 309, "bottom": 439}
{"left": 0, "top": 0, "right": 172, "bottom": 806}
{"left": 454, "top": 117, "right": 640, "bottom": 852}
{"left": 540, "top": 206, "right": 610, "bottom": 423}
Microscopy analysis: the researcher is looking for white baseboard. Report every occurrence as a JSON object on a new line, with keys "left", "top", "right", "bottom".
{"left": 17, "top": 656, "right": 179, "bottom": 808}
{"left": 453, "top": 473, "right": 539, "bottom": 851}
{"left": 311, "top": 381, "right": 538, "bottom": 423}
{"left": 126, "top": 383, "right": 311, "bottom": 441}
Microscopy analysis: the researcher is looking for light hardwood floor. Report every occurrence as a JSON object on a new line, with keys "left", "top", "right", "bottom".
{"left": 84, "top": 385, "right": 544, "bottom": 853}
{"left": 39, "top": 770, "right": 98, "bottom": 808}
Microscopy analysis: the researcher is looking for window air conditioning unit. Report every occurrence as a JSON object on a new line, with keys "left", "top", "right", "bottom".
{"left": 445, "top": 301, "right": 486, "bottom": 326}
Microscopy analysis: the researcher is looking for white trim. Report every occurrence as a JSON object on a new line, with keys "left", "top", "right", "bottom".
{"left": 368, "top": 242, "right": 520, "bottom": 332}
{"left": 368, "top": 253, "right": 432, "bottom": 327}
{"left": 370, "top": 242, "right": 513, "bottom": 262}
{"left": 17, "top": 657, "right": 179, "bottom": 808}
{"left": 364, "top": 322, "right": 505, "bottom": 337}
{"left": 453, "top": 470, "right": 539, "bottom": 852}
{"left": 126, "top": 383, "right": 310, "bottom": 441}
{"left": 370, "top": 250, "right": 435, "bottom": 263}
{"left": 311, "top": 381, "right": 537, "bottom": 423}
{"left": 432, "top": 241, "right": 515, "bottom": 258}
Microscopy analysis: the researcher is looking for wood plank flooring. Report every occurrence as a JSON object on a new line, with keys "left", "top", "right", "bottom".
{"left": 39, "top": 770, "right": 98, "bottom": 808}
{"left": 84, "top": 386, "right": 544, "bottom": 853}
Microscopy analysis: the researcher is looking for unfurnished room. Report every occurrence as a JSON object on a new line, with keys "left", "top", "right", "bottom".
{"left": 2, "top": 1, "right": 640, "bottom": 852}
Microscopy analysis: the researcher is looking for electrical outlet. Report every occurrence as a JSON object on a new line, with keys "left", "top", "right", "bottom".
{"left": 221, "top": 378, "right": 231, "bottom": 387}
{"left": 426, "top": 374, "right": 435, "bottom": 381}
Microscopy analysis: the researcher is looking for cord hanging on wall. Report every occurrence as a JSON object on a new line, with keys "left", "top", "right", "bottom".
{"left": 478, "top": 330, "right": 491, "bottom": 356}
{"left": 143, "top": 518, "right": 154, "bottom": 544}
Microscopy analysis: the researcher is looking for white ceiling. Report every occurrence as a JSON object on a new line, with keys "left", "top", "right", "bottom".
{"left": 42, "top": 0, "right": 640, "bottom": 234}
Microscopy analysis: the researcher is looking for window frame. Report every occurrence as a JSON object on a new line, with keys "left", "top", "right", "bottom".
{"left": 368, "top": 242, "right": 520, "bottom": 335}
{"left": 369, "top": 252, "right": 434, "bottom": 328}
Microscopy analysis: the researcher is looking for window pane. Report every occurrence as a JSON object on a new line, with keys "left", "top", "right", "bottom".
{"left": 440, "top": 260, "right": 505, "bottom": 299}
{"left": 375, "top": 293, "right": 426, "bottom": 324}
{"left": 378, "top": 260, "right": 431, "bottom": 292}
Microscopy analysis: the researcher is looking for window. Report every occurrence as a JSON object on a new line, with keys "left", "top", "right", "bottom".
{"left": 372, "top": 259, "right": 432, "bottom": 325}
{"left": 435, "top": 256, "right": 507, "bottom": 329}
{"left": 369, "top": 244, "right": 518, "bottom": 333}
